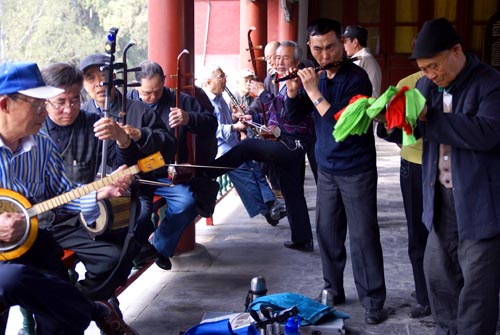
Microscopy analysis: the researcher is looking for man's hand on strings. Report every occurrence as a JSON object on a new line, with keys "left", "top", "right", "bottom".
{"left": 0, "top": 212, "right": 26, "bottom": 244}
{"left": 96, "top": 165, "right": 134, "bottom": 200}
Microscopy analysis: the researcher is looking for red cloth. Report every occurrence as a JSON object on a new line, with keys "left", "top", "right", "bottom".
{"left": 386, "top": 86, "right": 413, "bottom": 135}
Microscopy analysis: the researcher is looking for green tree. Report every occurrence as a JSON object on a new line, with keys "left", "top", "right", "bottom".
{"left": 0, "top": 0, "right": 148, "bottom": 68}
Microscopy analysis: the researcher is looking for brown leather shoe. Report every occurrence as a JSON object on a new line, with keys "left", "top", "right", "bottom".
{"left": 95, "top": 301, "right": 139, "bottom": 335}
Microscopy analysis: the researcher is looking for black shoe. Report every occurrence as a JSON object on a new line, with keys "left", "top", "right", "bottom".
{"left": 364, "top": 308, "right": 388, "bottom": 325}
{"left": 409, "top": 304, "right": 431, "bottom": 318}
{"left": 264, "top": 213, "right": 280, "bottom": 226}
{"left": 155, "top": 254, "right": 172, "bottom": 270}
{"left": 283, "top": 240, "right": 314, "bottom": 252}
{"left": 133, "top": 243, "right": 158, "bottom": 269}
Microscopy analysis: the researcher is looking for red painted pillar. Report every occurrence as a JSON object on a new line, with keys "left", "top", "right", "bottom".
{"left": 148, "top": 0, "right": 196, "bottom": 253}
{"left": 240, "top": 0, "right": 267, "bottom": 81}
{"left": 148, "top": 0, "right": 195, "bottom": 88}
{"left": 278, "top": 1, "right": 299, "bottom": 42}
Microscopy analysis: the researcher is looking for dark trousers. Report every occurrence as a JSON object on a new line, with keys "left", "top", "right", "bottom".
{"left": 209, "top": 138, "right": 313, "bottom": 243}
{"left": 423, "top": 185, "right": 500, "bottom": 335}
{"left": 52, "top": 218, "right": 122, "bottom": 300}
{"left": 0, "top": 231, "right": 94, "bottom": 334}
{"left": 400, "top": 158, "right": 429, "bottom": 307}
{"left": 316, "top": 167, "right": 386, "bottom": 310}
{"left": 306, "top": 138, "right": 318, "bottom": 183}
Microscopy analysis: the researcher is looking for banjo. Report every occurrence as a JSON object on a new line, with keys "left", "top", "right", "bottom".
{"left": 0, "top": 152, "right": 165, "bottom": 261}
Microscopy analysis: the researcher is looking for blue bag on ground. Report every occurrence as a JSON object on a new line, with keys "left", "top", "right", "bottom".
{"left": 248, "top": 293, "right": 350, "bottom": 325}
{"left": 184, "top": 317, "right": 259, "bottom": 335}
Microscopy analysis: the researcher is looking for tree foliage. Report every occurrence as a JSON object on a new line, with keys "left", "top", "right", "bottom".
{"left": 0, "top": 0, "right": 148, "bottom": 68}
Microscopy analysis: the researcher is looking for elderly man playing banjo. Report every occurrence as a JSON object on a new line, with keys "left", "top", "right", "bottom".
{"left": 0, "top": 62, "right": 138, "bottom": 334}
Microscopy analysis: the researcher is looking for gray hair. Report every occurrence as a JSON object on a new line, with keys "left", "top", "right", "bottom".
{"left": 200, "top": 64, "right": 223, "bottom": 87}
{"left": 278, "top": 40, "right": 303, "bottom": 61}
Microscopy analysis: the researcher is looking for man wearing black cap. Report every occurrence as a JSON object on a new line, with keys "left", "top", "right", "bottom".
{"left": 412, "top": 17, "right": 500, "bottom": 334}
{"left": 79, "top": 54, "right": 176, "bottom": 270}
{"left": 0, "top": 62, "right": 137, "bottom": 334}
{"left": 342, "top": 25, "right": 382, "bottom": 97}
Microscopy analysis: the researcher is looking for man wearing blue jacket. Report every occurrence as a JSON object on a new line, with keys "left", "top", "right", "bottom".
{"left": 412, "top": 18, "right": 500, "bottom": 335}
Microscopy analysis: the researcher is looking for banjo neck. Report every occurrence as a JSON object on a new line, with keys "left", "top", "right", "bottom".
{"left": 27, "top": 165, "right": 141, "bottom": 218}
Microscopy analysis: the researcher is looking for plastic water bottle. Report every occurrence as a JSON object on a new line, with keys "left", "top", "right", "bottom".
{"left": 284, "top": 316, "right": 301, "bottom": 335}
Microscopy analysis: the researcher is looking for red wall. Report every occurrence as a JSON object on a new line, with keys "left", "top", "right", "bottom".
{"left": 194, "top": 0, "right": 240, "bottom": 55}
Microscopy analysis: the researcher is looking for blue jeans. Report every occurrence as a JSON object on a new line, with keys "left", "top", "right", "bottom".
{"left": 228, "top": 161, "right": 276, "bottom": 218}
{"left": 152, "top": 179, "right": 198, "bottom": 257}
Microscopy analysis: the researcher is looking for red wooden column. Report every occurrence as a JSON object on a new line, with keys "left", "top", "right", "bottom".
{"left": 240, "top": 0, "right": 267, "bottom": 81}
{"left": 278, "top": 0, "right": 299, "bottom": 42}
{"left": 148, "top": 0, "right": 196, "bottom": 253}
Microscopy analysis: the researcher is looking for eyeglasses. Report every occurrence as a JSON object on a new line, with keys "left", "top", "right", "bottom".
{"left": 215, "top": 74, "right": 226, "bottom": 81}
{"left": 46, "top": 99, "right": 80, "bottom": 111}
{"left": 11, "top": 95, "right": 46, "bottom": 115}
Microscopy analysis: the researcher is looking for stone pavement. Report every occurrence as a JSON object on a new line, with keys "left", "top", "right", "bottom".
{"left": 6, "top": 138, "right": 498, "bottom": 334}
{"left": 114, "top": 137, "right": 438, "bottom": 335}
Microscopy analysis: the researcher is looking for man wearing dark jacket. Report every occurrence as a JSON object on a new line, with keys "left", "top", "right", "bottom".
{"left": 412, "top": 18, "right": 500, "bottom": 335}
{"left": 285, "top": 18, "right": 387, "bottom": 325}
{"left": 129, "top": 60, "right": 218, "bottom": 270}
{"left": 79, "top": 54, "right": 176, "bottom": 275}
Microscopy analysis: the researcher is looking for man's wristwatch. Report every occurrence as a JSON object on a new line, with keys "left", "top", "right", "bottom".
{"left": 313, "top": 97, "right": 325, "bottom": 107}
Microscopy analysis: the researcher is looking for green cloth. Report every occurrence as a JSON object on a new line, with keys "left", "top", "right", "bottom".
{"left": 402, "top": 88, "right": 426, "bottom": 146}
{"left": 366, "top": 86, "right": 398, "bottom": 118}
{"left": 332, "top": 86, "right": 426, "bottom": 145}
{"left": 333, "top": 97, "right": 374, "bottom": 142}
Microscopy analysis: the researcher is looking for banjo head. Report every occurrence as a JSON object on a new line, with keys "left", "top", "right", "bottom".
{"left": 0, "top": 189, "right": 38, "bottom": 261}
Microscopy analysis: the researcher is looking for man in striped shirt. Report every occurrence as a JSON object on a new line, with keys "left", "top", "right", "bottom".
{"left": 0, "top": 62, "right": 137, "bottom": 334}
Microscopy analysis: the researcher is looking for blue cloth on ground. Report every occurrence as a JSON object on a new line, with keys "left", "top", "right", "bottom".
{"left": 248, "top": 293, "right": 350, "bottom": 325}
{"left": 184, "top": 318, "right": 259, "bottom": 335}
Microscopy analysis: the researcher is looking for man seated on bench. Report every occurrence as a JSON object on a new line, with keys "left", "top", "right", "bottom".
{"left": 128, "top": 60, "right": 218, "bottom": 270}
{"left": 0, "top": 62, "right": 137, "bottom": 334}
{"left": 40, "top": 62, "right": 132, "bottom": 308}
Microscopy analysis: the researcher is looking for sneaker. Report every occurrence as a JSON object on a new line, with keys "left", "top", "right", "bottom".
{"left": 95, "top": 301, "right": 139, "bottom": 335}
{"left": 270, "top": 199, "right": 286, "bottom": 220}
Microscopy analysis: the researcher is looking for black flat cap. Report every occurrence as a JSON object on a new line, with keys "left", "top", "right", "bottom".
{"left": 79, "top": 54, "right": 111, "bottom": 72}
{"left": 410, "top": 18, "right": 461, "bottom": 60}
{"left": 342, "top": 25, "right": 368, "bottom": 46}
